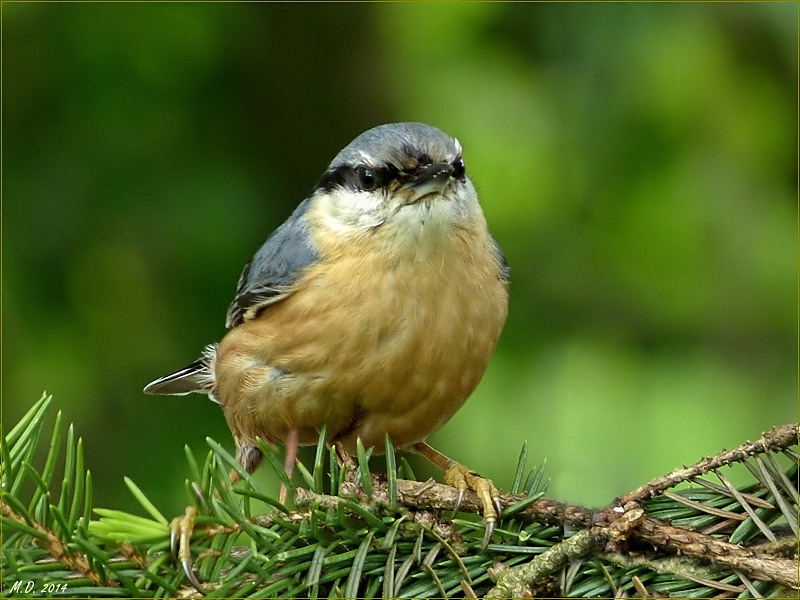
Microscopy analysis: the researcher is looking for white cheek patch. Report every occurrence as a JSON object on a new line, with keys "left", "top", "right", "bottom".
{"left": 315, "top": 188, "right": 387, "bottom": 234}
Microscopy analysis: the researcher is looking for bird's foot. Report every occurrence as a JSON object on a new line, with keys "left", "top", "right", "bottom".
{"left": 443, "top": 463, "right": 502, "bottom": 548}
{"left": 170, "top": 505, "right": 205, "bottom": 594}
{"left": 410, "top": 441, "right": 501, "bottom": 549}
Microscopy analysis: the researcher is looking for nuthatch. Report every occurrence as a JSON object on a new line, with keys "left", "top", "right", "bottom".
{"left": 145, "top": 122, "right": 509, "bottom": 587}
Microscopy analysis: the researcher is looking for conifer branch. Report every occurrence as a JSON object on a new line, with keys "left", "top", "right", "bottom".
{"left": 1, "top": 394, "right": 797, "bottom": 598}
{"left": 619, "top": 423, "right": 798, "bottom": 504}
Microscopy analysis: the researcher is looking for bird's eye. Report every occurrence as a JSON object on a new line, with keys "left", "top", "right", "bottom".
{"left": 356, "top": 166, "right": 378, "bottom": 191}
{"left": 453, "top": 158, "right": 466, "bottom": 180}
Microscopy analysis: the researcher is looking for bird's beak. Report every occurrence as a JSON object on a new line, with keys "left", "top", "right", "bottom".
{"left": 402, "top": 163, "right": 455, "bottom": 204}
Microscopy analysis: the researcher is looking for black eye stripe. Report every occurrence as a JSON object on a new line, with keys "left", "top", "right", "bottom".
{"left": 315, "top": 164, "right": 397, "bottom": 193}
{"left": 314, "top": 157, "right": 463, "bottom": 194}
{"left": 314, "top": 167, "right": 350, "bottom": 192}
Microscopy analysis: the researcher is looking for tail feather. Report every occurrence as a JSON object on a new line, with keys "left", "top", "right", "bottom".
{"left": 143, "top": 344, "right": 218, "bottom": 401}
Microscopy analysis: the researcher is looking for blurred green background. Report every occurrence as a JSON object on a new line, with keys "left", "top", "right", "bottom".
{"left": 4, "top": 3, "right": 797, "bottom": 518}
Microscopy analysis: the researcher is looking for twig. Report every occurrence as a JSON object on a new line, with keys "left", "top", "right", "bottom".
{"left": 635, "top": 517, "right": 798, "bottom": 589}
{"left": 1, "top": 499, "right": 106, "bottom": 586}
{"left": 603, "top": 551, "right": 740, "bottom": 592}
{"left": 486, "top": 501, "right": 647, "bottom": 597}
{"left": 620, "top": 423, "right": 798, "bottom": 504}
{"left": 486, "top": 529, "right": 593, "bottom": 598}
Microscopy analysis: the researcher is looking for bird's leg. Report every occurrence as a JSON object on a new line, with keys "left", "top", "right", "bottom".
{"left": 333, "top": 441, "right": 357, "bottom": 484}
{"left": 279, "top": 428, "right": 299, "bottom": 505}
{"left": 170, "top": 441, "right": 264, "bottom": 595}
{"left": 410, "top": 441, "right": 502, "bottom": 548}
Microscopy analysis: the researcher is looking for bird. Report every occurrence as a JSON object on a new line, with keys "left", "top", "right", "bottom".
{"left": 144, "top": 122, "right": 509, "bottom": 590}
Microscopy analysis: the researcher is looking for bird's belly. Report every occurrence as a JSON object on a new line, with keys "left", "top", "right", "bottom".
{"left": 215, "top": 240, "right": 508, "bottom": 452}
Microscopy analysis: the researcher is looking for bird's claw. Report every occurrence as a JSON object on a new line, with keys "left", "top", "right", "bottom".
{"left": 170, "top": 506, "right": 204, "bottom": 595}
{"left": 443, "top": 465, "right": 501, "bottom": 549}
{"left": 454, "top": 488, "right": 465, "bottom": 514}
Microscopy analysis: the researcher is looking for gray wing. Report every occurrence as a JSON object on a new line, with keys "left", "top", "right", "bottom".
{"left": 226, "top": 198, "right": 320, "bottom": 328}
{"left": 491, "top": 236, "right": 510, "bottom": 282}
